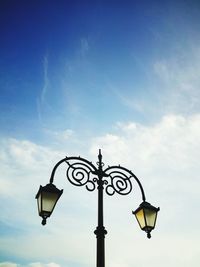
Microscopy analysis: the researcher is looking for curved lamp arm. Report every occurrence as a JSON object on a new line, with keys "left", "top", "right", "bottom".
{"left": 103, "top": 165, "right": 146, "bottom": 201}
{"left": 49, "top": 156, "right": 146, "bottom": 201}
{"left": 49, "top": 156, "right": 99, "bottom": 192}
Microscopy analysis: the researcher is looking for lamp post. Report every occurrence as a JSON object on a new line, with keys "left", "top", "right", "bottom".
{"left": 36, "top": 149, "right": 159, "bottom": 267}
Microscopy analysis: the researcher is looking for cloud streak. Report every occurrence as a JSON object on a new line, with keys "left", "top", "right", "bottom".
{"left": 115, "top": 42, "right": 200, "bottom": 122}
{"left": 41, "top": 55, "right": 49, "bottom": 104}
{"left": 80, "top": 37, "right": 90, "bottom": 57}
{"left": 37, "top": 54, "right": 49, "bottom": 124}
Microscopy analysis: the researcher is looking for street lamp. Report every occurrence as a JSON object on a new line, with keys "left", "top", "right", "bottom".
{"left": 36, "top": 149, "right": 159, "bottom": 267}
{"left": 133, "top": 201, "right": 159, "bottom": 238}
{"left": 36, "top": 183, "right": 63, "bottom": 225}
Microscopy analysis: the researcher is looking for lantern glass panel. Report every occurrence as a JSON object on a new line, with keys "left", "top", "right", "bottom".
{"left": 42, "top": 191, "right": 59, "bottom": 214}
{"left": 144, "top": 208, "right": 157, "bottom": 228}
{"left": 135, "top": 208, "right": 145, "bottom": 229}
{"left": 37, "top": 193, "right": 42, "bottom": 214}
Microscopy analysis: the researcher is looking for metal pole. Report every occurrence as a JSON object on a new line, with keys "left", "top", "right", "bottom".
{"left": 94, "top": 150, "right": 107, "bottom": 267}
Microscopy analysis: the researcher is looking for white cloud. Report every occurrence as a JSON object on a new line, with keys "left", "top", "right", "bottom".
{"left": 90, "top": 114, "right": 200, "bottom": 172}
{"left": 1, "top": 114, "right": 200, "bottom": 267}
{"left": 44, "top": 129, "right": 74, "bottom": 141}
{"left": 89, "top": 113, "right": 200, "bottom": 266}
{"left": 90, "top": 113, "right": 200, "bottom": 225}
{"left": 0, "top": 263, "right": 61, "bottom": 267}
{"left": 0, "top": 137, "right": 95, "bottom": 267}
{"left": 0, "top": 263, "right": 18, "bottom": 267}
{"left": 29, "top": 263, "right": 60, "bottom": 267}
{"left": 0, "top": 138, "right": 62, "bottom": 173}
{"left": 0, "top": 138, "right": 65, "bottom": 229}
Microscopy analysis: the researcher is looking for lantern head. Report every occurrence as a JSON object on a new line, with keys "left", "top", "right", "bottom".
{"left": 36, "top": 183, "right": 63, "bottom": 225}
{"left": 133, "top": 201, "right": 160, "bottom": 238}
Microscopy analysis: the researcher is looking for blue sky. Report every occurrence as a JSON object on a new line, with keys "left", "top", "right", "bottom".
{"left": 1, "top": 1, "right": 200, "bottom": 267}
{"left": 2, "top": 0, "right": 200, "bottom": 140}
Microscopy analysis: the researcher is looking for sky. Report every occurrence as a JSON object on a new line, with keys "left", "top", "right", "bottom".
{"left": 1, "top": 0, "right": 200, "bottom": 266}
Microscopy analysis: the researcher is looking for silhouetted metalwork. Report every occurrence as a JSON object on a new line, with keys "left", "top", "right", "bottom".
{"left": 36, "top": 149, "right": 159, "bottom": 267}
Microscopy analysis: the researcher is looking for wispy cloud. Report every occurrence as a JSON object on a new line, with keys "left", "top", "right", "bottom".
{"left": 41, "top": 55, "right": 49, "bottom": 104}
{"left": 80, "top": 37, "right": 90, "bottom": 57}
{"left": 153, "top": 51, "right": 200, "bottom": 115}
{"left": 37, "top": 54, "right": 49, "bottom": 124}
{"left": 116, "top": 43, "right": 200, "bottom": 120}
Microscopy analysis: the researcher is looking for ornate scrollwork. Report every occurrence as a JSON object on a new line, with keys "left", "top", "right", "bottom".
{"left": 103, "top": 166, "right": 133, "bottom": 196}
{"left": 64, "top": 157, "right": 98, "bottom": 192}
{"left": 49, "top": 153, "right": 146, "bottom": 201}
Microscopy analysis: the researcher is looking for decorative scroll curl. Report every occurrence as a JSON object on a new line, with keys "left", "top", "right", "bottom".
{"left": 65, "top": 157, "right": 98, "bottom": 192}
{"left": 49, "top": 154, "right": 146, "bottom": 201}
{"left": 103, "top": 167, "right": 133, "bottom": 196}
